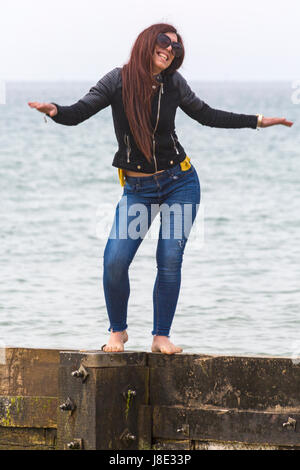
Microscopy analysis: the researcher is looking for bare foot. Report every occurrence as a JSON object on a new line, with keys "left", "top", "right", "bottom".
{"left": 102, "top": 330, "right": 128, "bottom": 352}
{"left": 151, "top": 335, "right": 183, "bottom": 355}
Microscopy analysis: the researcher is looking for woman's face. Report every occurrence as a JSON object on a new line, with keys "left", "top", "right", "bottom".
{"left": 152, "top": 31, "right": 178, "bottom": 74}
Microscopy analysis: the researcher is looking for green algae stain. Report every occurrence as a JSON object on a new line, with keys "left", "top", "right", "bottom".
{"left": 0, "top": 401, "right": 12, "bottom": 426}
{"left": 16, "top": 396, "right": 22, "bottom": 414}
{"left": 125, "top": 390, "right": 135, "bottom": 421}
{"left": 0, "top": 397, "right": 25, "bottom": 426}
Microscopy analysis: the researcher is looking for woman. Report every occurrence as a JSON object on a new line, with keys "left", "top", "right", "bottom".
{"left": 28, "top": 23, "right": 293, "bottom": 355}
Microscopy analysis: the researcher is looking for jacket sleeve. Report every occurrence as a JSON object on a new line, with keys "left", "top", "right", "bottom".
{"left": 49, "top": 68, "right": 121, "bottom": 126}
{"left": 173, "top": 72, "right": 258, "bottom": 129}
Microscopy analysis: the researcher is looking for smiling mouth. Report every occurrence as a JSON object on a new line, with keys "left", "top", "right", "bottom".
{"left": 156, "top": 50, "right": 169, "bottom": 62}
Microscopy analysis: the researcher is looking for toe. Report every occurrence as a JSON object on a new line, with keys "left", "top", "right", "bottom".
{"left": 103, "top": 342, "right": 124, "bottom": 353}
{"left": 160, "top": 347, "right": 172, "bottom": 355}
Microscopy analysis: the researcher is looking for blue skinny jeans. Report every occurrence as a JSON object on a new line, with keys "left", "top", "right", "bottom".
{"left": 103, "top": 162, "right": 201, "bottom": 337}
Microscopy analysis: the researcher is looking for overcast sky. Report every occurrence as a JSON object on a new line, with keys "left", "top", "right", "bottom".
{"left": 0, "top": 0, "right": 299, "bottom": 81}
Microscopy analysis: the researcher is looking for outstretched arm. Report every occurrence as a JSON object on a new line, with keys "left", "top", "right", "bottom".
{"left": 174, "top": 72, "right": 293, "bottom": 129}
{"left": 28, "top": 68, "right": 121, "bottom": 126}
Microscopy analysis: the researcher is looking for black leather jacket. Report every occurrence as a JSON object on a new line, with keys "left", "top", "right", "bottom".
{"left": 50, "top": 67, "right": 258, "bottom": 173}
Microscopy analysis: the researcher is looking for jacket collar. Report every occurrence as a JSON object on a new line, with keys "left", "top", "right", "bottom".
{"left": 153, "top": 71, "right": 165, "bottom": 83}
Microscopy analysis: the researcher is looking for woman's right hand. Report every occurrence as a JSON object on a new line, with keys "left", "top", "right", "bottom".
{"left": 28, "top": 101, "right": 58, "bottom": 117}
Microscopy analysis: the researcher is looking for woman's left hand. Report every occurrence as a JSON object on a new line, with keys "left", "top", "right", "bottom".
{"left": 261, "top": 117, "right": 294, "bottom": 128}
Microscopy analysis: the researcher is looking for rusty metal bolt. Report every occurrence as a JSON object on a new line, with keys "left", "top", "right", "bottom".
{"left": 176, "top": 424, "right": 189, "bottom": 436}
{"left": 71, "top": 364, "right": 89, "bottom": 383}
{"left": 67, "top": 439, "right": 83, "bottom": 450}
{"left": 59, "top": 397, "right": 76, "bottom": 412}
{"left": 120, "top": 428, "right": 136, "bottom": 442}
{"left": 67, "top": 441, "right": 80, "bottom": 450}
{"left": 122, "top": 389, "right": 137, "bottom": 400}
{"left": 71, "top": 370, "right": 83, "bottom": 378}
{"left": 283, "top": 417, "right": 297, "bottom": 430}
{"left": 123, "top": 432, "right": 136, "bottom": 441}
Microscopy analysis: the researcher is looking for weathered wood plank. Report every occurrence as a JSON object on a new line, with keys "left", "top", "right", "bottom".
{"left": 0, "top": 427, "right": 56, "bottom": 450}
{"left": 153, "top": 405, "right": 300, "bottom": 446}
{"left": 138, "top": 405, "right": 152, "bottom": 450}
{"left": 0, "top": 396, "right": 57, "bottom": 428}
{"left": 149, "top": 355, "right": 300, "bottom": 410}
{"left": 0, "top": 348, "right": 60, "bottom": 396}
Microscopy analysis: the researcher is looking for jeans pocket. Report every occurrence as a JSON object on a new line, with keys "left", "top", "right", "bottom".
{"left": 170, "top": 164, "right": 194, "bottom": 181}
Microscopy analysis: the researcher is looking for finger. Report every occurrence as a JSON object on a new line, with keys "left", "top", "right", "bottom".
{"left": 29, "top": 102, "right": 44, "bottom": 110}
{"left": 278, "top": 118, "right": 293, "bottom": 127}
{"left": 267, "top": 118, "right": 290, "bottom": 127}
{"left": 28, "top": 102, "right": 38, "bottom": 107}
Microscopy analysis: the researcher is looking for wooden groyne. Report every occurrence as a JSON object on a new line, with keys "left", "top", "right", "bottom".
{"left": 1, "top": 348, "right": 300, "bottom": 450}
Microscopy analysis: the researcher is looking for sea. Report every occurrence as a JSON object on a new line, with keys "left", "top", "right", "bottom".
{"left": 0, "top": 79, "right": 299, "bottom": 357}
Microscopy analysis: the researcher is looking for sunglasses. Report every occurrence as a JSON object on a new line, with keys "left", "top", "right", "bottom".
{"left": 156, "top": 33, "right": 183, "bottom": 58}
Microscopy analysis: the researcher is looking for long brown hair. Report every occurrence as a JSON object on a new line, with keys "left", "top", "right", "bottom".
{"left": 122, "top": 24, "right": 185, "bottom": 163}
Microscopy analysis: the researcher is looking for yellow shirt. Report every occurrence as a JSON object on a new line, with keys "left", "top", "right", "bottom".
{"left": 118, "top": 155, "right": 191, "bottom": 187}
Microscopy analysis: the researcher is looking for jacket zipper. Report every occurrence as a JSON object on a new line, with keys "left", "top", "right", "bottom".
{"left": 171, "top": 132, "right": 180, "bottom": 155}
{"left": 152, "top": 83, "right": 164, "bottom": 173}
{"left": 124, "top": 134, "right": 131, "bottom": 163}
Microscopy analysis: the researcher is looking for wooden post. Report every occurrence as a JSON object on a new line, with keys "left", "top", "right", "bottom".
{"left": 57, "top": 351, "right": 149, "bottom": 450}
